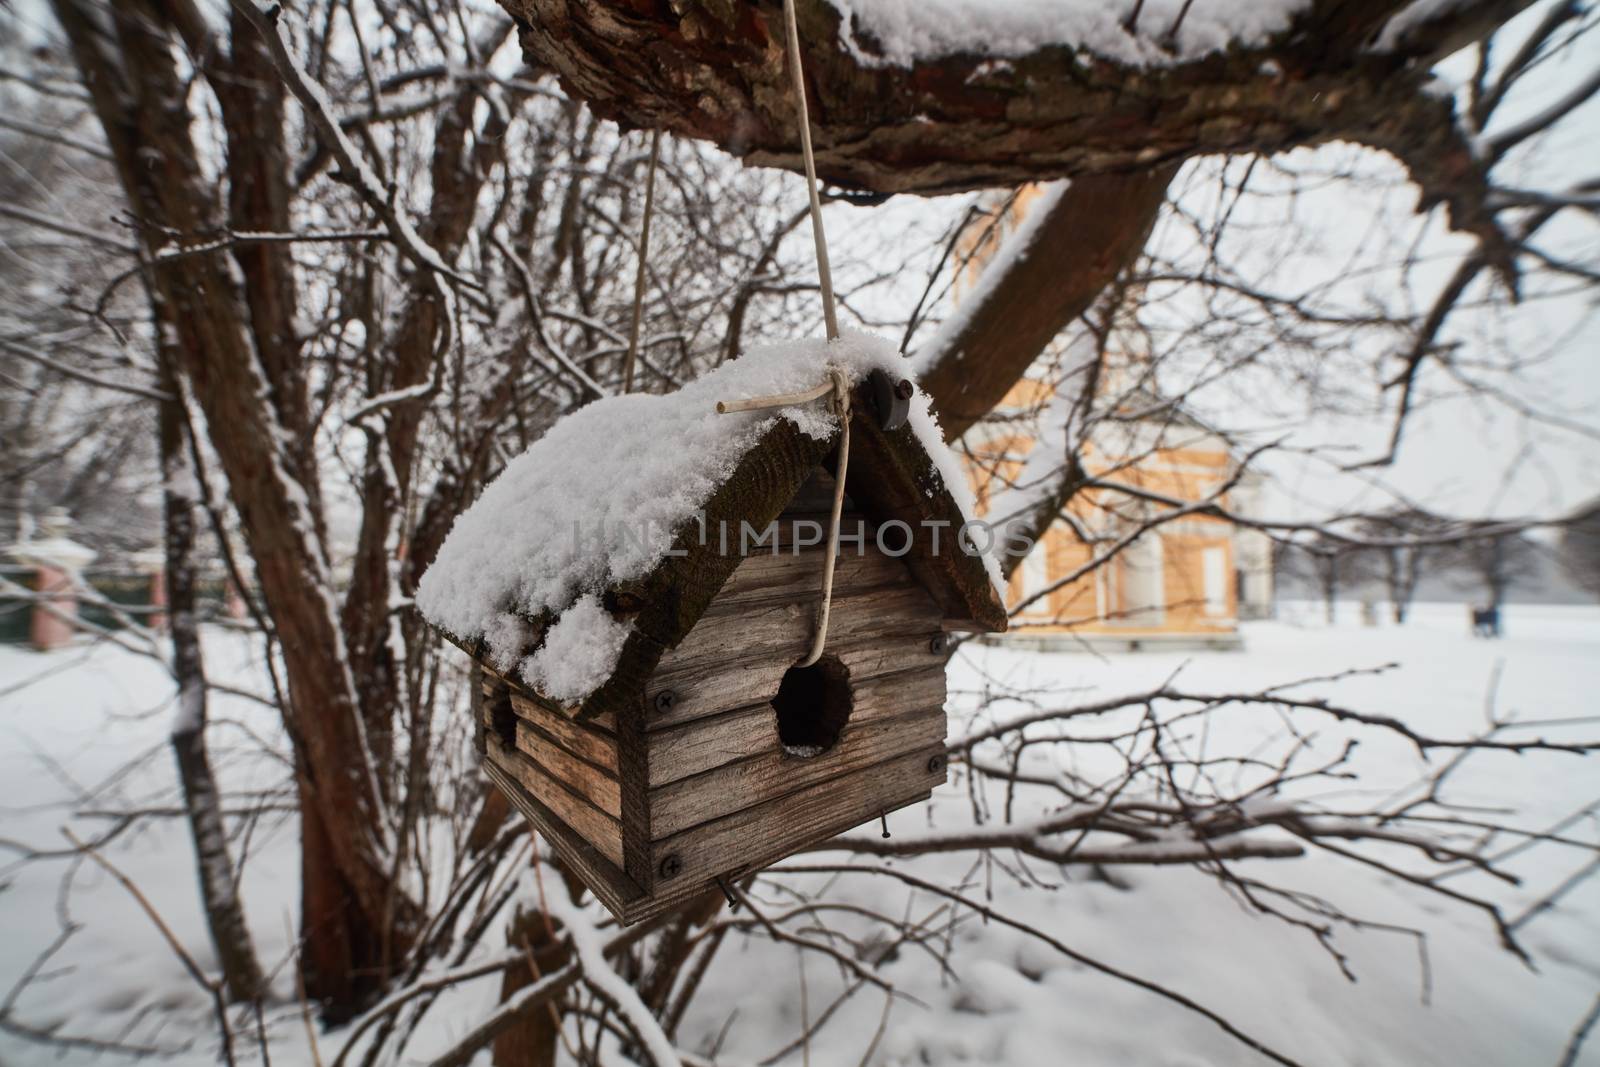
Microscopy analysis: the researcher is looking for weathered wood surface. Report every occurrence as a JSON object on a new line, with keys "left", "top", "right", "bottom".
{"left": 846, "top": 403, "right": 1009, "bottom": 633}
{"left": 650, "top": 704, "right": 946, "bottom": 839}
{"left": 649, "top": 745, "right": 946, "bottom": 892}
{"left": 785, "top": 469, "right": 853, "bottom": 514}
{"left": 649, "top": 630, "right": 945, "bottom": 731}
{"left": 486, "top": 736, "right": 625, "bottom": 869}
{"left": 510, "top": 690, "right": 617, "bottom": 772}
{"left": 615, "top": 697, "right": 657, "bottom": 894}
{"left": 485, "top": 664, "right": 617, "bottom": 730}
{"left": 646, "top": 665, "right": 945, "bottom": 788}
{"left": 709, "top": 541, "right": 905, "bottom": 609}
{"left": 512, "top": 720, "right": 621, "bottom": 816}
{"left": 656, "top": 582, "right": 942, "bottom": 686}
{"left": 482, "top": 757, "right": 644, "bottom": 920}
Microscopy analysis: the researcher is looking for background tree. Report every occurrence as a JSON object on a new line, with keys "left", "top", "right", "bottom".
{"left": 1358, "top": 508, "right": 1451, "bottom": 623}
{"left": 1444, "top": 526, "right": 1547, "bottom": 611}
{"left": 1559, "top": 498, "right": 1600, "bottom": 598}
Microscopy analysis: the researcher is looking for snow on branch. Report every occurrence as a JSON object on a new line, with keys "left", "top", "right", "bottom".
{"left": 541, "top": 874, "right": 682, "bottom": 1067}
{"left": 232, "top": 0, "right": 477, "bottom": 291}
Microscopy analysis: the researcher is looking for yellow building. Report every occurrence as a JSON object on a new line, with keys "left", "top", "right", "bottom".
{"left": 955, "top": 190, "right": 1270, "bottom": 650}
{"left": 966, "top": 379, "right": 1264, "bottom": 650}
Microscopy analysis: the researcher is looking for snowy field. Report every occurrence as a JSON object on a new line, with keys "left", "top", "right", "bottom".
{"left": 2, "top": 601, "right": 1597, "bottom": 1066}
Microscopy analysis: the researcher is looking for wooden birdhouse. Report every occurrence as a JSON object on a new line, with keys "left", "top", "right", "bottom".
{"left": 417, "top": 333, "right": 1007, "bottom": 924}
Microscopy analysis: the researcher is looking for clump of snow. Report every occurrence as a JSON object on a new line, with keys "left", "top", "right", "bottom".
{"left": 828, "top": 0, "right": 1313, "bottom": 69}
{"left": 520, "top": 594, "right": 632, "bottom": 706}
{"left": 418, "top": 329, "right": 994, "bottom": 695}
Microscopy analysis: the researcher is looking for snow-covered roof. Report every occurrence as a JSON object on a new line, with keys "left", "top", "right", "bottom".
{"left": 417, "top": 330, "right": 1006, "bottom": 718}
{"left": 829, "top": 0, "right": 1314, "bottom": 69}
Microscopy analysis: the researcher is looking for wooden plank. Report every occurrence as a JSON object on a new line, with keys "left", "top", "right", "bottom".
{"left": 614, "top": 697, "right": 657, "bottom": 895}
{"left": 512, "top": 720, "right": 622, "bottom": 817}
{"left": 510, "top": 691, "right": 618, "bottom": 772}
{"left": 646, "top": 665, "right": 946, "bottom": 787}
{"left": 649, "top": 629, "right": 946, "bottom": 731}
{"left": 710, "top": 544, "right": 907, "bottom": 609}
{"left": 649, "top": 707, "right": 945, "bottom": 839}
{"left": 647, "top": 745, "right": 946, "bottom": 895}
{"left": 656, "top": 582, "right": 942, "bottom": 683}
{"left": 482, "top": 757, "right": 645, "bottom": 922}
{"left": 843, "top": 407, "right": 1010, "bottom": 633}
{"left": 485, "top": 666, "right": 615, "bottom": 730}
{"left": 486, "top": 737, "right": 625, "bottom": 869}
{"left": 785, "top": 469, "right": 852, "bottom": 513}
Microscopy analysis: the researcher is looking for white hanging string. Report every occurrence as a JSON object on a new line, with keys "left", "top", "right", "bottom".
{"left": 621, "top": 128, "right": 662, "bottom": 395}
{"left": 797, "top": 368, "right": 850, "bottom": 667}
{"left": 782, "top": 0, "right": 839, "bottom": 342}
{"left": 714, "top": 0, "right": 849, "bottom": 666}
{"left": 716, "top": 369, "right": 850, "bottom": 667}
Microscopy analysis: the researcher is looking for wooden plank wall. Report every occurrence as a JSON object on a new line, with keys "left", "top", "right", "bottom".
{"left": 474, "top": 470, "right": 958, "bottom": 921}
{"left": 641, "top": 528, "right": 952, "bottom": 893}
{"left": 482, "top": 678, "right": 627, "bottom": 871}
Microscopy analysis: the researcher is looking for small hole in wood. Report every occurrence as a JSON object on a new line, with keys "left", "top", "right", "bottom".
{"left": 771, "top": 655, "right": 852, "bottom": 758}
{"left": 485, "top": 684, "right": 517, "bottom": 749}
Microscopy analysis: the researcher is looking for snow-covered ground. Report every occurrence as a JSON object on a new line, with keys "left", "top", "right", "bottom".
{"left": 2, "top": 602, "right": 1597, "bottom": 1065}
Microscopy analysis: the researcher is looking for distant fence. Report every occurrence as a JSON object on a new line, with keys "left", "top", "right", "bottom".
{"left": 0, "top": 564, "right": 241, "bottom": 645}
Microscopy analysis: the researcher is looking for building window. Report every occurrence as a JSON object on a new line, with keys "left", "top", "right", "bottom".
{"left": 1118, "top": 533, "right": 1165, "bottom": 626}
{"left": 1202, "top": 546, "right": 1228, "bottom": 617}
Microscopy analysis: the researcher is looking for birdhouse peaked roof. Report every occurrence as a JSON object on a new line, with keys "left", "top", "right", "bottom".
{"left": 417, "top": 330, "right": 1008, "bottom": 722}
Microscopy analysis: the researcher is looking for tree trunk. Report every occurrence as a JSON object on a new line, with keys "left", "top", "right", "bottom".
{"left": 157, "top": 340, "right": 265, "bottom": 1004}
{"left": 1321, "top": 560, "right": 1338, "bottom": 624}
{"left": 51, "top": 0, "right": 411, "bottom": 1017}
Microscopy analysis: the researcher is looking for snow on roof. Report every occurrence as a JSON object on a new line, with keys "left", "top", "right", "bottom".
{"left": 417, "top": 329, "right": 994, "bottom": 692}
{"left": 828, "top": 0, "right": 1313, "bottom": 69}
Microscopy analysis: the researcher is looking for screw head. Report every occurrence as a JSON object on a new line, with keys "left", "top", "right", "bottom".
{"left": 653, "top": 689, "right": 678, "bottom": 713}
{"left": 928, "top": 633, "right": 950, "bottom": 655}
{"left": 659, "top": 854, "right": 683, "bottom": 879}
{"left": 927, "top": 754, "right": 946, "bottom": 775}
{"left": 894, "top": 378, "right": 915, "bottom": 400}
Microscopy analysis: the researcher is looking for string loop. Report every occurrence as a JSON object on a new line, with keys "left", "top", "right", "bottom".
{"left": 782, "top": 0, "right": 839, "bottom": 341}
{"left": 716, "top": 369, "right": 851, "bottom": 665}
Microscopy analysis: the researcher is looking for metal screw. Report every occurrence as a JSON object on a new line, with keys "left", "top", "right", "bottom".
{"left": 927, "top": 754, "right": 946, "bottom": 775}
{"left": 659, "top": 854, "right": 683, "bottom": 879}
{"left": 928, "top": 633, "right": 949, "bottom": 655}
{"left": 653, "top": 689, "right": 678, "bottom": 713}
{"left": 894, "top": 378, "right": 915, "bottom": 400}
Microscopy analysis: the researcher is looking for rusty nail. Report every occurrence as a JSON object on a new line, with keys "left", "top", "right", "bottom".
{"left": 927, "top": 754, "right": 946, "bottom": 775}
{"left": 659, "top": 854, "right": 683, "bottom": 879}
{"left": 894, "top": 378, "right": 914, "bottom": 400}
{"left": 653, "top": 689, "right": 678, "bottom": 713}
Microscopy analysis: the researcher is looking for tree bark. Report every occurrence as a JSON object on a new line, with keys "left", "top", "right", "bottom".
{"left": 917, "top": 173, "right": 1174, "bottom": 441}
{"left": 51, "top": 0, "right": 412, "bottom": 1016}
{"left": 500, "top": 0, "right": 1522, "bottom": 252}
{"left": 157, "top": 336, "right": 265, "bottom": 1005}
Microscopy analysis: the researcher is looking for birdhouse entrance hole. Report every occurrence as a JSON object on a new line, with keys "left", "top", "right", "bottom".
{"left": 485, "top": 683, "right": 516, "bottom": 749}
{"left": 771, "top": 655, "right": 852, "bottom": 758}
